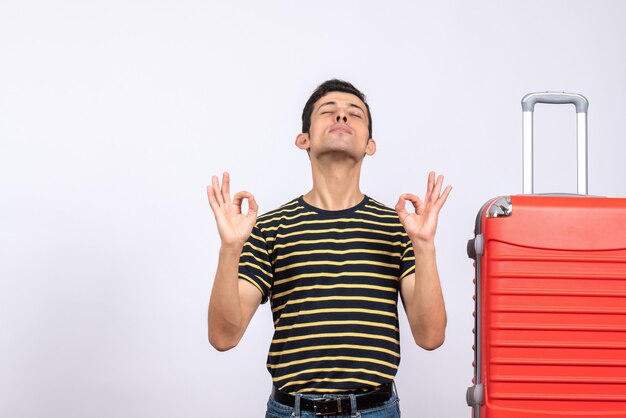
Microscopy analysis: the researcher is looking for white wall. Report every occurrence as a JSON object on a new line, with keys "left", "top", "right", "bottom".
{"left": 2, "top": 1, "right": 626, "bottom": 417}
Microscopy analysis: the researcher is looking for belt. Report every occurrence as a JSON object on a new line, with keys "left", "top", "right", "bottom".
{"left": 271, "top": 383, "right": 393, "bottom": 416}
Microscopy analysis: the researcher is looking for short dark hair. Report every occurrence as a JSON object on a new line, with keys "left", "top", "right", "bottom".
{"left": 301, "top": 79, "right": 372, "bottom": 138}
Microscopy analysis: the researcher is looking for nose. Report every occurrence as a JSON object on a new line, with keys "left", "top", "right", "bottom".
{"left": 335, "top": 114, "right": 348, "bottom": 123}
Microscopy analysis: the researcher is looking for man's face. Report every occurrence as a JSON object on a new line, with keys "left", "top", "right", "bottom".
{"left": 303, "top": 91, "right": 373, "bottom": 160}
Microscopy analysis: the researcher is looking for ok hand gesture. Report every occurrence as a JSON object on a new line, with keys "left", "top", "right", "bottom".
{"left": 207, "top": 172, "right": 258, "bottom": 248}
{"left": 395, "top": 171, "right": 452, "bottom": 246}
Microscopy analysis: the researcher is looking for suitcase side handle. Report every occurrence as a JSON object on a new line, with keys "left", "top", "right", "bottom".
{"left": 521, "top": 92, "right": 589, "bottom": 195}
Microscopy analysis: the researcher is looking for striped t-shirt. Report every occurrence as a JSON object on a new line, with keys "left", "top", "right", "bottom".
{"left": 238, "top": 195, "right": 415, "bottom": 394}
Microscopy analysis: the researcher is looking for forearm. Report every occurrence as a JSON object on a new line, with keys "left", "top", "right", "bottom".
{"left": 395, "top": 172, "right": 451, "bottom": 349}
{"left": 208, "top": 245, "right": 245, "bottom": 350}
{"left": 407, "top": 242, "right": 447, "bottom": 349}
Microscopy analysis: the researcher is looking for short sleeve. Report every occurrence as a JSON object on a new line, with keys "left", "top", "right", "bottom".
{"left": 398, "top": 232, "right": 415, "bottom": 280}
{"left": 238, "top": 225, "right": 273, "bottom": 303}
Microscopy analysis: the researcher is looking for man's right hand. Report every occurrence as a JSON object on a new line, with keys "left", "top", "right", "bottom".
{"left": 206, "top": 172, "right": 258, "bottom": 248}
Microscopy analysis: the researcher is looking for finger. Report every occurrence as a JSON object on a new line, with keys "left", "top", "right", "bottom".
{"left": 431, "top": 174, "right": 444, "bottom": 203}
{"left": 221, "top": 172, "right": 232, "bottom": 203}
{"left": 426, "top": 171, "right": 435, "bottom": 195}
{"left": 232, "top": 191, "right": 249, "bottom": 214}
{"left": 402, "top": 193, "right": 423, "bottom": 212}
{"left": 435, "top": 185, "right": 453, "bottom": 209}
{"left": 206, "top": 185, "right": 220, "bottom": 212}
{"left": 395, "top": 195, "right": 408, "bottom": 218}
{"left": 423, "top": 171, "right": 435, "bottom": 202}
{"left": 212, "top": 175, "right": 224, "bottom": 205}
{"left": 233, "top": 191, "right": 259, "bottom": 218}
{"left": 246, "top": 193, "right": 259, "bottom": 217}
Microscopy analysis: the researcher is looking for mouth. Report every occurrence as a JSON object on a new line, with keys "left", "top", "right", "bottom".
{"left": 329, "top": 124, "right": 352, "bottom": 134}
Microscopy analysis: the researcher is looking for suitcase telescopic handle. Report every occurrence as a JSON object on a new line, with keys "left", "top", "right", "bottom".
{"left": 521, "top": 92, "right": 589, "bottom": 195}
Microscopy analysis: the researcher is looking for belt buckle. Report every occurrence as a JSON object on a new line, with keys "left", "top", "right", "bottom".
{"left": 313, "top": 397, "right": 343, "bottom": 416}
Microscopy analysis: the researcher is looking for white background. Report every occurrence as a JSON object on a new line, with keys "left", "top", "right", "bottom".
{"left": 2, "top": 1, "right": 626, "bottom": 417}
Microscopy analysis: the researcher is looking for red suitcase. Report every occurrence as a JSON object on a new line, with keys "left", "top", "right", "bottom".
{"left": 467, "top": 93, "right": 626, "bottom": 417}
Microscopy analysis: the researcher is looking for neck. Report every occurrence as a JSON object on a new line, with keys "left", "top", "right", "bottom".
{"left": 303, "top": 157, "right": 365, "bottom": 210}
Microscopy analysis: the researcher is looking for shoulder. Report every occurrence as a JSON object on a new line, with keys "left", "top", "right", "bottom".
{"left": 255, "top": 197, "right": 307, "bottom": 226}
{"left": 355, "top": 196, "right": 408, "bottom": 237}
{"left": 358, "top": 196, "right": 400, "bottom": 219}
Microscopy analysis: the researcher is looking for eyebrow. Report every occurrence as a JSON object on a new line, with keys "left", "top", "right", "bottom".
{"left": 318, "top": 101, "right": 365, "bottom": 114}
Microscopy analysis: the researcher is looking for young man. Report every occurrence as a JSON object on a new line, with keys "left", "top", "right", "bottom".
{"left": 207, "top": 79, "right": 451, "bottom": 417}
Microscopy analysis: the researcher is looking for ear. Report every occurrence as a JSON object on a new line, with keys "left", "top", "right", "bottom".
{"left": 365, "top": 138, "right": 377, "bottom": 156}
{"left": 295, "top": 132, "right": 310, "bottom": 150}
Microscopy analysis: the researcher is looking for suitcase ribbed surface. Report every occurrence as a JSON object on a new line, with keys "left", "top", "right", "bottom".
{"left": 478, "top": 196, "right": 626, "bottom": 417}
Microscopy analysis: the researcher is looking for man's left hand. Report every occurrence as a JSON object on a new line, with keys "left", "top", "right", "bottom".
{"left": 395, "top": 171, "right": 452, "bottom": 246}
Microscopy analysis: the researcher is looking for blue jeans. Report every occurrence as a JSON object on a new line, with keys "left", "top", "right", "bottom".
{"left": 265, "top": 386, "right": 401, "bottom": 418}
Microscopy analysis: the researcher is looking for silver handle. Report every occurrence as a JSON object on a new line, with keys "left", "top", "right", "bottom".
{"left": 521, "top": 92, "right": 589, "bottom": 195}
{"left": 522, "top": 92, "right": 589, "bottom": 113}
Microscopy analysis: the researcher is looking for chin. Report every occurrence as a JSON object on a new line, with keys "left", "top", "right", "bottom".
{"left": 315, "top": 149, "right": 363, "bottom": 162}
